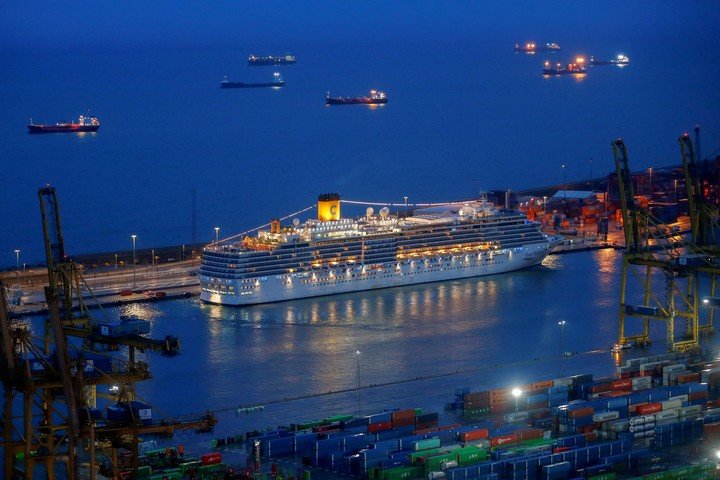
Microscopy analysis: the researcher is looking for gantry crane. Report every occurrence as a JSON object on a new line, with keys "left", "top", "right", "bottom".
{"left": 1, "top": 187, "right": 217, "bottom": 480}
{"left": 614, "top": 139, "right": 720, "bottom": 352}
{"left": 679, "top": 133, "right": 720, "bottom": 332}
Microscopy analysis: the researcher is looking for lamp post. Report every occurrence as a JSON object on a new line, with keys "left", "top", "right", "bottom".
{"left": 151, "top": 249, "right": 155, "bottom": 271}
{"left": 14, "top": 249, "right": 20, "bottom": 279}
{"left": 648, "top": 167, "right": 653, "bottom": 196}
{"left": 558, "top": 320, "right": 566, "bottom": 375}
{"left": 131, "top": 234, "right": 137, "bottom": 287}
{"left": 403, "top": 196, "right": 408, "bottom": 219}
{"left": 214, "top": 227, "right": 220, "bottom": 250}
{"left": 543, "top": 196, "right": 547, "bottom": 214}
{"left": 511, "top": 388, "right": 522, "bottom": 415}
{"left": 356, "top": 350, "right": 362, "bottom": 416}
{"left": 115, "top": 253, "right": 118, "bottom": 270}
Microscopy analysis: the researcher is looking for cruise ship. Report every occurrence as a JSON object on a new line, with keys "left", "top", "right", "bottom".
{"left": 199, "top": 194, "right": 561, "bottom": 306}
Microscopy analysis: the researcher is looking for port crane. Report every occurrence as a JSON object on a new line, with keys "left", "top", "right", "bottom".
{"left": 614, "top": 138, "right": 720, "bottom": 351}
{"left": 0, "top": 187, "right": 217, "bottom": 480}
{"left": 679, "top": 132, "right": 720, "bottom": 332}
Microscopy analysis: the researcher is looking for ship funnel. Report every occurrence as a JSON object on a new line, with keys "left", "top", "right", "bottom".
{"left": 270, "top": 218, "right": 281, "bottom": 234}
{"left": 318, "top": 193, "right": 341, "bottom": 221}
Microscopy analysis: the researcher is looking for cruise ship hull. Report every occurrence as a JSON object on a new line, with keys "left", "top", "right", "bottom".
{"left": 200, "top": 242, "right": 553, "bottom": 306}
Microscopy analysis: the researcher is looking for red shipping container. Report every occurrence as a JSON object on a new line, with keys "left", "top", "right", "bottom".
{"left": 516, "top": 428, "right": 543, "bottom": 441}
{"left": 392, "top": 416, "right": 415, "bottom": 428}
{"left": 584, "top": 431, "right": 598, "bottom": 442}
{"left": 436, "top": 423, "right": 462, "bottom": 431}
{"left": 368, "top": 421, "right": 392, "bottom": 433}
{"left": 689, "top": 391, "right": 708, "bottom": 401}
{"left": 567, "top": 407, "right": 594, "bottom": 419}
{"left": 611, "top": 379, "right": 632, "bottom": 390}
{"left": 636, "top": 402, "right": 662, "bottom": 415}
{"left": 459, "top": 429, "right": 489, "bottom": 442}
{"left": 490, "top": 433, "right": 518, "bottom": 447}
{"left": 489, "top": 402, "right": 510, "bottom": 414}
{"left": 610, "top": 390, "right": 632, "bottom": 397}
{"left": 590, "top": 383, "right": 612, "bottom": 394}
{"left": 201, "top": 453, "right": 222, "bottom": 465}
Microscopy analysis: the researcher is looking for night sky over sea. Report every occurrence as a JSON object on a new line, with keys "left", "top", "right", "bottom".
{"left": 1, "top": 1, "right": 719, "bottom": 265}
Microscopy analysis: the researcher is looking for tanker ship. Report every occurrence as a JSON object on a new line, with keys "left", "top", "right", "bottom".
{"left": 27, "top": 115, "right": 100, "bottom": 134}
{"left": 220, "top": 72, "right": 285, "bottom": 88}
{"left": 199, "top": 194, "right": 561, "bottom": 306}
{"left": 542, "top": 57, "right": 587, "bottom": 76}
{"left": 326, "top": 90, "right": 388, "bottom": 105}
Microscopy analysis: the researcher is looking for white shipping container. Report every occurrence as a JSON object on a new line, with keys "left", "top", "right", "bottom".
{"left": 661, "top": 399, "right": 683, "bottom": 411}
{"left": 655, "top": 409, "right": 679, "bottom": 422}
{"left": 593, "top": 411, "right": 620, "bottom": 422}
{"left": 668, "top": 394, "right": 688, "bottom": 403}
{"left": 632, "top": 376, "right": 652, "bottom": 386}
{"left": 663, "top": 364, "right": 687, "bottom": 374}
{"left": 680, "top": 405, "right": 702, "bottom": 417}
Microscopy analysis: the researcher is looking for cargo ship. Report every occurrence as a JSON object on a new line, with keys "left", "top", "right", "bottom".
{"left": 326, "top": 90, "right": 388, "bottom": 105}
{"left": 514, "top": 42, "right": 561, "bottom": 53}
{"left": 542, "top": 58, "right": 586, "bottom": 76}
{"left": 590, "top": 54, "right": 630, "bottom": 66}
{"left": 199, "top": 194, "right": 561, "bottom": 305}
{"left": 27, "top": 115, "right": 99, "bottom": 134}
{"left": 220, "top": 72, "right": 285, "bottom": 88}
{"left": 248, "top": 54, "right": 296, "bottom": 66}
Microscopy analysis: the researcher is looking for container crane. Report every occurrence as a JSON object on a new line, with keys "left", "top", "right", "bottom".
{"left": 0, "top": 187, "right": 216, "bottom": 480}
{"left": 614, "top": 138, "right": 720, "bottom": 352}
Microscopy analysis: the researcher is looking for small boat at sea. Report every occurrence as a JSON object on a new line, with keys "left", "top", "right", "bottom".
{"left": 542, "top": 57, "right": 587, "bottom": 76}
{"left": 248, "top": 54, "right": 296, "bottom": 66}
{"left": 590, "top": 54, "right": 630, "bottom": 66}
{"left": 220, "top": 72, "right": 285, "bottom": 89}
{"left": 514, "top": 42, "right": 561, "bottom": 53}
{"left": 326, "top": 90, "right": 388, "bottom": 105}
{"left": 28, "top": 115, "right": 99, "bottom": 134}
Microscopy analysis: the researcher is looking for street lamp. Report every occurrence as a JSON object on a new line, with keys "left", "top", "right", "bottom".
{"left": 403, "top": 196, "right": 408, "bottom": 219}
{"left": 131, "top": 234, "right": 137, "bottom": 287}
{"left": 115, "top": 253, "right": 118, "bottom": 270}
{"left": 648, "top": 167, "right": 653, "bottom": 196}
{"left": 543, "top": 196, "right": 547, "bottom": 214}
{"left": 14, "top": 249, "right": 20, "bottom": 276}
{"left": 356, "top": 350, "right": 362, "bottom": 416}
{"left": 214, "top": 227, "right": 220, "bottom": 250}
{"left": 558, "top": 320, "right": 566, "bottom": 375}
{"left": 511, "top": 387, "right": 522, "bottom": 414}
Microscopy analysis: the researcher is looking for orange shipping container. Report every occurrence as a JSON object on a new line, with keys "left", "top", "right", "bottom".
{"left": 636, "top": 403, "right": 662, "bottom": 415}
{"left": 611, "top": 379, "right": 632, "bottom": 390}
{"left": 530, "top": 380, "right": 554, "bottom": 391}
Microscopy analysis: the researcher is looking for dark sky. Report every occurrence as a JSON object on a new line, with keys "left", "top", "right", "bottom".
{"left": 3, "top": 1, "right": 719, "bottom": 50}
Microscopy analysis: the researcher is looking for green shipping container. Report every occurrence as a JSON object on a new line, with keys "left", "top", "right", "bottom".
{"left": 409, "top": 448, "right": 441, "bottom": 464}
{"left": 413, "top": 438, "right": 441, "bottom": 451}
{"left": 414, "top": 408, "right": 423, "bottom": 415}
{"left": 423, "top": 452, "right": 457, "bottom": 473}
{"left": 456, "top": 448, "right": 488, "bottom": 466}
{"left": 587, "top": 473, "right": 615, "bottom": 480}
{"left": 324, "top": 414, "right": 353, "bottom": 423}
{"left": 382, "top": 465, "right": 423, "bottom": 480}
{"left": 137, "top": 465, "right": 152, "bottom": 479}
